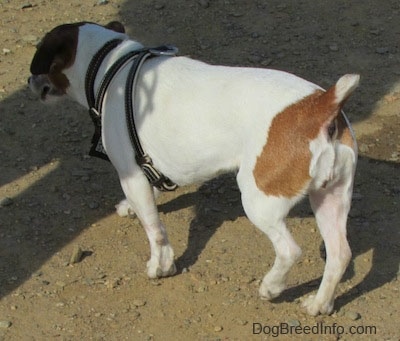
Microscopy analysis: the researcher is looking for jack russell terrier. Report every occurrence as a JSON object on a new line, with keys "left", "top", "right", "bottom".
{"left": 28, "top": 21, "right": 359, "bottom": 316}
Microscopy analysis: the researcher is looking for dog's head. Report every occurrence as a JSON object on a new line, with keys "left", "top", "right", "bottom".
{"left": 28, "top": 21, "right": 126, "bottom": 103}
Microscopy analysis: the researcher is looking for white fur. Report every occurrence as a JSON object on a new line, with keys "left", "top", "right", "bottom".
{"left": 29, "top": 23, "right": 358, "bottom": 315}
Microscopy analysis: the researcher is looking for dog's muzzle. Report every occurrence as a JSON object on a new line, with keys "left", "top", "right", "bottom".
{"left": 28, "top": 75, "right": 64, "bottom": 101}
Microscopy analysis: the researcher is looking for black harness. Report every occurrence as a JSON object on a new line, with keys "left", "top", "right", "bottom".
{"left": 85, "top": 39, "right": 178, "bottom": 191}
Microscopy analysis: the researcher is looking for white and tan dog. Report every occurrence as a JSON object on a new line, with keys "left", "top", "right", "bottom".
{"left": 29, "top": 21, "right": 359, "bottom": 316}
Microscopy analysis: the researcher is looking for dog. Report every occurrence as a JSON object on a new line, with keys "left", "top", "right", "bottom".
{"left": 28, "top": 21, "right": 359, "bottom": 316}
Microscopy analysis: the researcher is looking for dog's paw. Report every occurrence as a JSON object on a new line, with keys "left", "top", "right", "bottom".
{"left": 146, "top": 245, "right": 176, "bottom": 279}
{"left": 115, "top": 199, "right": 135, "bottom": 217}
{"left": 147, "top": 262, "right": 177, "bottom": 279}
{"left": 259, "top": 280, "right": 286, "bottom": 300}
{"left": 302, "top": 294, "right": 334, "bottom": 316}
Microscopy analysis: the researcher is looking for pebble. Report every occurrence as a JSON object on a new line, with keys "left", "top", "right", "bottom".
{"left": 329, "top": 43, "right": 339, "bottom": 51}
{"left": 88, "top": 201, "right": 99, "bottom": 209}
{"left": 345, "top": 311, "right": 361, "bottom": 321}
{"left": 198, "top": 0, "right": 210, "bottom": 8}
{"left": 2, "top": 48, "right": 11, "bottom": 55}
{"left": 154, "top": 2, "right": 165, "bottom": 10}
{"left": 248, "top": 55, "right": 262, "bottom": 64}
{"left": 70, "top": 245, "right": 83, "bottom": 264}
{"left": 214, "top": 326, "right": 223, "bottom": 332}
{"left": 376, "top": 47, "right": 389, "bottom": 54}
{"left": 390, "top": 152, "right": 399, "bottom": 161}
{"left": 22, "top": 35, "right": 40, "bottom": 46}
{"left": 97, "top": 0, "right": 109, "bottom": 5}
{"left": 132, "top": 299, "right": 146, "bottom": 307}
{"left": 358, "top": 143, "right": 370, "bottom": 153}
{"left": 0, "top": 197, "right": 13, "bottom": 207}
{"left": 131, "top": 311, "right": 141, "bottom": 321}
{"left": 0, "top": 321, "right": 12, "bottom": 328}
{"left": 287, "top": 319, "right": 301, "bottom": 327}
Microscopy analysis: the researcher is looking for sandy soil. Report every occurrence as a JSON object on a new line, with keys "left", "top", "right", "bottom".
{"left": 0, "top": 0, "right": 399, "bottom": 340}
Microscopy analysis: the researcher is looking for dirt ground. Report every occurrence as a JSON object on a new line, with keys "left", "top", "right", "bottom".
{"left": 0, "top": 0, "right": 399, "bottom": 340}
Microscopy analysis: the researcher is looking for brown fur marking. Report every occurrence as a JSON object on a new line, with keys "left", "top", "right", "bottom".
{"left": 253, "top": 87, "right": 339, "bottom": 198}
{"left": 30, "top": 23, "right": 82, "bottom": 93}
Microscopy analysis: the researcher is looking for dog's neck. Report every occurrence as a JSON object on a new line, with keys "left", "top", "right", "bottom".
{"left": 63, "top": 24, "right": 142, "bottom": 108}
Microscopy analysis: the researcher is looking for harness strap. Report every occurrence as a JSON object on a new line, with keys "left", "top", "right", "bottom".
{"left": 85, "top": 39, "right": 123, "bottom": 109}
{"left": 125, "top": 50, "right": 178, "bottom": 191}
{"left": 84, "top": 41, "right": 178, "bottom": 191}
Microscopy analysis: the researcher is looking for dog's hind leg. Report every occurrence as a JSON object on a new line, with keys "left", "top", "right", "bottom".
{"left": 237, "top": 171, "right": 302, "bottom": 300}
{"left": 119, "top": 173, "right": 176, "bottom": 278}
{"left": 302, "top": 144, "right": 356, "bottom": 315}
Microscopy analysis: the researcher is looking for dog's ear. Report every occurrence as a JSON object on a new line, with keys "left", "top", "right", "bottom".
{"left": 30, "top": 23, "right": 80, "bottom": 76}
{"left": 105, "top": 21, "right": 126, "bottom": 33}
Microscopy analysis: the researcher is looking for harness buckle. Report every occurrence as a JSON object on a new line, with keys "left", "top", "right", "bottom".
{"left": 149, "top": 45, "right": 178, "bottom": 56}
{"left": 136, "top": 154, "right": 178, "bottom": 192}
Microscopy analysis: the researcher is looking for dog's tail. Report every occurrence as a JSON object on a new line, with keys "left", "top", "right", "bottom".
{"left": 308, "top": 74, "right": 359, "bottom": 190}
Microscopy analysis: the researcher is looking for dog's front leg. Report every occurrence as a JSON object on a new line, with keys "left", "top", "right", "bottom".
{"left": 119, "top": 173, "right": 176, "bottom": 278}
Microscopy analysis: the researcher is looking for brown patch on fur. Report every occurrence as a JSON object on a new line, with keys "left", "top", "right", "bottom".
{"left": 30, "top": 23, "right": 82, "bottom": 93}
{"left": 253, "top": 87, "right": 340, "bottom": 197}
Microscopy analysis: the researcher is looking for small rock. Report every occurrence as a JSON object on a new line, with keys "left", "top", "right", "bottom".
{"left": 132, "top": 299, "right": 146, "bottom": 307}
{"left": 154, "top": 2, "right": 165, "bottom": 10}
{"left": 196, "top": 284, "right": 208, "bottom": 293}
{"left": 198, "top": 0, "right": 210, "bottom": 8}
{"left": 390, "top": 152, "right": 399, "bottom": 161}
{"left": 105, "top": 278, "right": 121, "bottom": 289}
{"left": 261, "top": 58, "right": 273, "bottom": 66}
{"left": 21, "top": 3, "right": 33, "bottom": 9}
{"left": 97, "top": 0, "right": 109, "bottom": 5}
{"left": 22, "top": 35, "right": 39, "bottom": 45}
{"left": 248, "top": 55, "right": 262, "bottom": 64}
{"left": 235, "top": 319, "right": 248, "bottom": 326}
{"left": 214, "top": 326, "right": 223, "bottom": 332}
{"left": 2, "top": 48, "right": 11, "bottom": 55}
{"left": 329, "top": 43, "right": 339, "bottom": 51}
{"left": 88, "top": 201, "right": 99, "bottom": 209}
{"left": 369, "top": 28, "right": 380, "bottom": 35}
{"left": 131, "top": 311, "right": 141, "bottom": 321}
{"left": 0, "top": 197, "right": 13, "bottom": 207}
{"left": 70, "top": 245, "right": 83, "bottom": 264}
{"left": 56, "top": 281, "right": 66, "bottom": 288}
{"left": 287, "top": 319, "right": 301, "bottom": 327}
{"left": 358, "top": 143, "right": 369, "bottom": 153}
{"left": 345, "top": 311, "right": 361, "bottom": 321}
{"left": 0, "top": 321, "right": 12, "bottom": 328}
{"left": 376, "top": 47, "right": 389, "bottom": 54}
